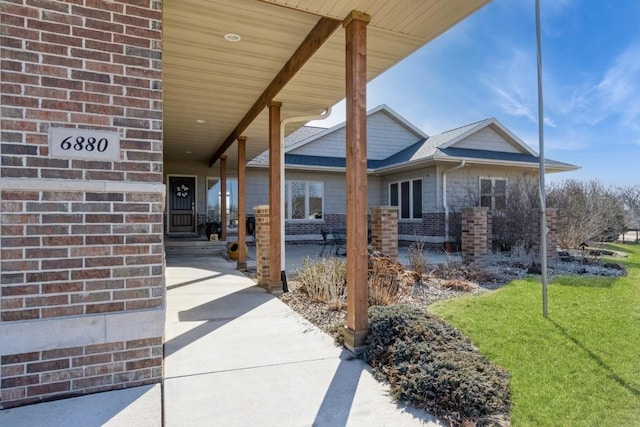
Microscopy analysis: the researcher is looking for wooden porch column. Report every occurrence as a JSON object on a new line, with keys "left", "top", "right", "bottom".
{"left": 268, "top": 101, "right": 283, "bottom": 292}
{"left": 220, "top": 155, "right": 227, "bottom": 241}
{"left": 343, "top": 10, "right": 370, "bottom": 352}
{"left": 237, "top": 136, "right": 247, "bottom": 271}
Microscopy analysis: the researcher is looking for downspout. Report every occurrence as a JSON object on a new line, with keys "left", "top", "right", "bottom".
{"left": 442, "top": 160, "right": 466, "bottom": 246}
{"left": 279, "top": 107, "right": 332, "bottom": 291}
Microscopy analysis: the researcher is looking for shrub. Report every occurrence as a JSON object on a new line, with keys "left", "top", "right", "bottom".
{"left": 294, "top": 257, "right": 346, "bottom": 310}
{"left": 368, "top": 255, "right": 405, "bottom": 306}
{"left": 408, "top": 237, "right": 430, "bottom": 278}
{"left": 364, "top": 305, "right": 510, "bottom": 427}
{"left": 547, "top": 179, "right": 626, "bottom": 248}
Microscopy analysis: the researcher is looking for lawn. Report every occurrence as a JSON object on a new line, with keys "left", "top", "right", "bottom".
{"left": 430, "top": 244, "right": 640, "bottom": 427}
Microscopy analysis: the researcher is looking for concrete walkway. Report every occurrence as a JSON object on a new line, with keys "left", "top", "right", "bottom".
{"left": 0, "top": 250, "right": 446, "bottom": 426}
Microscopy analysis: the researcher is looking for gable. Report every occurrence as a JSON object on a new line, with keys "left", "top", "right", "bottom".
{"left": 289, "top": 109, "right": 422, "bottom": 160}
{"left": 451, "top": 127, "right": 522, "bottom": 153}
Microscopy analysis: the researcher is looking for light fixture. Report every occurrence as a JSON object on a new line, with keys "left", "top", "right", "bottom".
{"left": 224, "top": 33, "right": 241, "bottom": 42}
{"left": 185, "top": 151, "right": 192, "bottom": 154}
{"left": 196, "top": 119, "right": 206, "bottom": 124}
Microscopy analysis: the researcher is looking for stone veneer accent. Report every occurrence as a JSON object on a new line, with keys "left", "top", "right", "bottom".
{"left": 370, "top": 206, "right": 398, "bottom": 260}
{"left": 461, "top": 207, "right": 490, "bottom": 264}
{"left": 1, "top": 0, "right": 164, "bottom": 408}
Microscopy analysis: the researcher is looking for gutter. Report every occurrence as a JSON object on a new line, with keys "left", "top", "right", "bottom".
{"left": 278, "top": 107, "right": 332, "bottom": 292}
{"left": 442, "top": 160, "right": 466, "bottom": 245}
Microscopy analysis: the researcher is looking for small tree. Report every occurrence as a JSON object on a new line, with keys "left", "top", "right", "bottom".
{"left": 618, "top": 185, "right": 640, "bottom": 230}
{"left": 547, "top": 179, "right": 626, "bottom": 248}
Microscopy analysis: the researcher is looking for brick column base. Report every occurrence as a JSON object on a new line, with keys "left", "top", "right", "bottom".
{"left": 253, "top": 206, "right": 281, "bottom": 294}
{"left": 532, "top": 208, "right": 559, "bottom": 264}
{"left": 462, "top": 207, "right": 489, "bottom": 264}
{"left": 370, "top": 206, "right": 398, "bottom": 260}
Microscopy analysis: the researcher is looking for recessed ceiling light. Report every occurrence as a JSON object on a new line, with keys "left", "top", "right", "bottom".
{"left": 224, "top": 33, "right": 241, "bottom": 42}
{"left": 185, "top": 151, "right": 192, "bottom": 154}
{"left": 196, "top": 119, "right": 206, "bottom": 124}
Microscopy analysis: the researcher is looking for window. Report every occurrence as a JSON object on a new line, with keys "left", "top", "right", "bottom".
{"left": 480, "top": 178, "right": 506, "bottom": 211}
{"left": 389, "top": 179, "right": 422, "bottom": 219}
{"left": 207, "top": 177, "right": 238, "bottom": 227}
{"left": 285, "top": 181, "right": 323, "bottom": 220}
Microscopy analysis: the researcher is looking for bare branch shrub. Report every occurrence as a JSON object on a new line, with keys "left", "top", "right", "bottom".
{"left": 547, "top": 179, "right": 626, "bottom": 248}
{"left": 509, "top": 241, "right": 536, "bottom": 268}
{"left": 407, "top": 235, "right": 429, "bottom": 278}
{"left": 368, "top": 256, "right": 404, "bottom": 306}
{"left": 455, "top": 173, "right": 540, "bottom": 253}
{"left": 295, "top": 257, "right": 346, "bottom": 310}
{"left": 618, "top": 184, "right": 640, "bottom": 229}
{"left": 503, "top": 174, "right": 540, "bottom": 250}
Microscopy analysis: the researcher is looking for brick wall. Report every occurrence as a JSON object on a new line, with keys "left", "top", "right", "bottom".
{"left": 1, "top": 338, "right": 162, "bottom": 409}
{"left": 1, "top": 0, "right": 164, "bottom": 408}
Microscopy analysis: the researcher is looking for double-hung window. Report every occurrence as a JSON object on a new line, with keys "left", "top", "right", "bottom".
{"left": 480, "top": 178, "right": 506, "bottom": 211}
{"left": 389, "top": 179, "right": 422, "bottom": 219}
{"left": 285, "top": 181, "right": 323, "bottom": 220}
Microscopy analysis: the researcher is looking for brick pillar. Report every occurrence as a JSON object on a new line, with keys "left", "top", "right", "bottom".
{"left": 487, "top": 210, "right": 493, "bottom": 253}
{"left": 371, "top": 206, "right": 398, "bottom": 261}
{"left": 532, "top": 208, "right": 559, "bottom": 264}
{"left": 461, "top": 207, "right": 489, "bottom": 264}
{"left": 254, "top": 205, "right": 280, "bottom": 294}
{"left": 546, "top": 208, "right": 558, "bottom": 263}
{"left": 0, "top": 0, "right": 164, "bottom": 408}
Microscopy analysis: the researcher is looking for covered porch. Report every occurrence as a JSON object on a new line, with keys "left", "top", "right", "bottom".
{"left": 162, "top": 0, "right": 490, "bottom": 349}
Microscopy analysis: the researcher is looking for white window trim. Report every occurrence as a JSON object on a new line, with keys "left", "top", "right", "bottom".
{"left": 389, "top": 178, "right": 422, "bottom": 221}
{"left": 285, "top": 180, "right": 324, "bottom": 222}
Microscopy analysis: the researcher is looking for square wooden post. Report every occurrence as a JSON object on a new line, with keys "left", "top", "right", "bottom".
{"left": 220, "top": 155, "right": 227, "bottom": 241}
{"left": 268, "top": 101, "right": 283, "bottom": 290}
{"left": 237, "top": 136, "right": 247, "bottom": 271}
{"left": 343, "top": 10, "right": 370, "bottom": 352}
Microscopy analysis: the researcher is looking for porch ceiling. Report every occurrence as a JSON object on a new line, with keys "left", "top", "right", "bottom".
{"left": 162, "top": 0, "right": 490, "bottom": 171}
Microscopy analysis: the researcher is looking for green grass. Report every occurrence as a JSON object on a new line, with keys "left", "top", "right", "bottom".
{"left": 430, "top": 244, "right": 640, "bottom": 427}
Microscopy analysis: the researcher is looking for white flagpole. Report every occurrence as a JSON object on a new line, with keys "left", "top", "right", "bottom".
{"left": 535, "top": 0, "right": 548, "bottom": 317}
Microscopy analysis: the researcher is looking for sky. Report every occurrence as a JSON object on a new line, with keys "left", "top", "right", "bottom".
{"left": 308, "top": 0, "right": 640, "bottom": 187}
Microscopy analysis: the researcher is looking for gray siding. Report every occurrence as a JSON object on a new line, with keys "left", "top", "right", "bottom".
{"left": 290, "top": 110, "right": 421, "bottom": 160}
{"left": 453, "top": 127, "right": 521, "bottom": 153}
{"left": 440, "top": 166, "right": 538, "bottom": 211}
{"left": 381, "top": 167, "right": 436, "bottom": 213}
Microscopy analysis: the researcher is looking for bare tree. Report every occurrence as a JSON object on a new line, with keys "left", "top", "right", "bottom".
{"left": 547, "top": 179, "right": 626, "bottom": 248}
{"left": 618, "top": 185, "right": 640, "bottom": 229}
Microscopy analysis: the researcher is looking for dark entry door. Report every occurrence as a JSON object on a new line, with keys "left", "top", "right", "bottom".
{"left": 168, "top": 176, "right": 196, "bottom": 234}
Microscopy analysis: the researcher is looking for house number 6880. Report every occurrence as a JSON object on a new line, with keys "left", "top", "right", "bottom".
{"left": 60, "top": 136, "right": 109, "bottom": 152}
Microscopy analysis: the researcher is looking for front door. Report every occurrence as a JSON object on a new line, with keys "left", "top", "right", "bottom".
{"left": 168, "top": 176, "right": 196, "bottom": 234}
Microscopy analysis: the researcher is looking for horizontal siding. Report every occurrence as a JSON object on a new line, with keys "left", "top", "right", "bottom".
{"left": 453, "top": 127, "right": 521, "bottom": 153}
{"left": 441, "top": 165, "right": 538, "bottom": 211}
{"left": 290, "top": 110, "right": 421, "bottom": 160}
{"left": 246, "top": 170, "right": 270, "bottom": 212}
{"left": 381, "top": 167, "right": 435, "bottom": 212}
{"left": 423, "top": 167, "right": 438, "bottom": 211}
{"left": 366, "top": 112, "right": 422, "bottom": 160}
{"left": 292, "top": 127, "right": 347, "bottom": 157}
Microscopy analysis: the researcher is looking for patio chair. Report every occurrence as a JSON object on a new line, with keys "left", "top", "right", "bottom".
{"left": 332, "top": 228, "right": 346, "bottom": 256}
{"left": 319, "top": 229, "right": 334, "bottom": 257}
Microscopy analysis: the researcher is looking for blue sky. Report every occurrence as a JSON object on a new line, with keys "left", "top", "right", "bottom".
{"left": 309, "top": 0, "right": 640, "bottom": 187}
